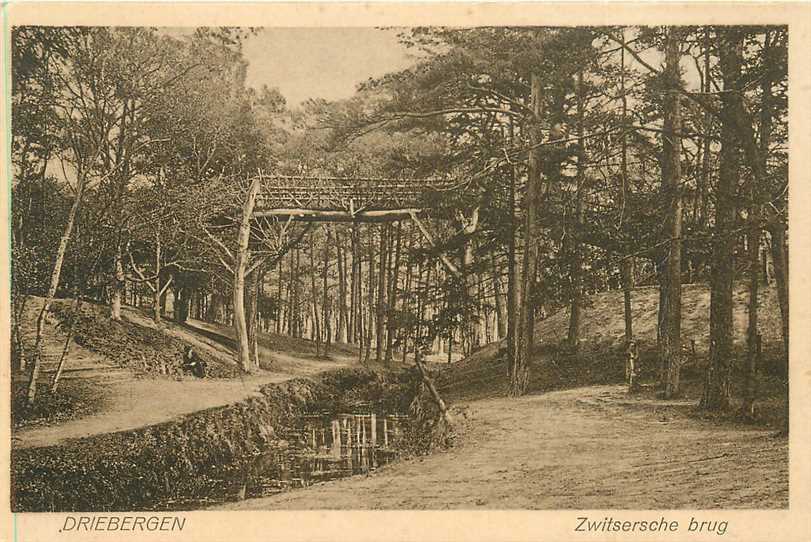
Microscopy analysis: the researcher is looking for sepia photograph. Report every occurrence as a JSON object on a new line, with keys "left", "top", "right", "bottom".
{"left": 3, "top": 4, "right": 806, "bottom": 539}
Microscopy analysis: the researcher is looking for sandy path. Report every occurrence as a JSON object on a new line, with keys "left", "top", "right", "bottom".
{"left": 219, "top": 385, "right": 788, "bottom": 510}
{"left": 14, "top": 374, "right": 294, "bottom": 449}
{"left": 14, "top": 306, "right": 355, "bottom": 450}
{"left": 15, "top": 355, "right": 353, "bottom": 449}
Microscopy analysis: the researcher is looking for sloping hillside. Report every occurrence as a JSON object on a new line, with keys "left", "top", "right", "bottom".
{"left": 187, "top": 319, "right": 360, "bottom": 375}
{"left": 435, "top": 283, "right": 786, "bottom": 422}
{"left": 12, "top": 298, "right": 360, "bottom": 443}
{"left": 46, "top": 299, "right": 361, "bottom": 379}
{"left": 47, "top": 300, "right": 242, "bottom": 378}
{"left": 537, "top": 282, "right": 782, "bottom": 354}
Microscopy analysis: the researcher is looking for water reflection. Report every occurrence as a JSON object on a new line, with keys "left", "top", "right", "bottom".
{"left": 153, "top": 412, "right": 409, "bottom": 510}
{"left": 245, "top": 412, "right": 409, "bottom": 498}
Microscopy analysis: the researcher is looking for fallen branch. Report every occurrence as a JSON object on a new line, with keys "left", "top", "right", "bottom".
{"left": 414, "top": 351, "right": 452, "bottom": 425}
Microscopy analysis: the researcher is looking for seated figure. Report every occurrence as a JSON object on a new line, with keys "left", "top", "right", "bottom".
{"left": 182, "top": 345, "right": 207, "bottom": 378}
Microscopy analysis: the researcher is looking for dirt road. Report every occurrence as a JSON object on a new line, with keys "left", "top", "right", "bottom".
{"left": 14, "top": 306, "right": 355, "bottom": 449}
{"left": 15, "top": 373, "right": 295, "bottom": 449}
{"left": 220, "top": 385, "right": 788, "bottom": 510}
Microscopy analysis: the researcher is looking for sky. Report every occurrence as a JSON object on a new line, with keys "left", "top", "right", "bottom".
{"left": 181, "top": 27, "right": 699, "bottom": 108}
{"left": 241, "top": 28, "right": 418, "bottom": 107}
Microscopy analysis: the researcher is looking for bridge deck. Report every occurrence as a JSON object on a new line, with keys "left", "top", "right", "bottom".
{"left": 254, "top": 175, "right": 455, "bottom": 222}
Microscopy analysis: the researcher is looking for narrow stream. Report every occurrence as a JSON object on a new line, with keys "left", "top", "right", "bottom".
{"left": 156, "top": 412, "right": 409, "bottom": 510}
{"left": 247, "top": 412, "right": 409, "bottom": 496}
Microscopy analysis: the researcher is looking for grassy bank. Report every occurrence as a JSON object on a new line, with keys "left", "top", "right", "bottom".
{"left": 49, "top": 301, "right": 241, "bottom": 379}
{"left": 11, "top": 367, "right": 420, "bottom": 512}
{"left": 434, "top": 283, "right": 787, "bottom": 428}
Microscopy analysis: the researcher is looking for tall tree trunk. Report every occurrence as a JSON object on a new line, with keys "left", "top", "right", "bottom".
{"left": 364, "top": 230, "right": 375, "bottom": 364}
{"left": 477, "top": 270, "right": 487, "bottom": 348}
{"left": 287, "top": 249, "right": 295, "bottom": 335}
{"left": 153, "top": 232, "right": 162, "bottom": 324}
{"left": 619, "top": 32, "right": 634, "bottom": 344}
{"left": 322, "top": 227, "right": 331, "bottom": 356}
{"left": 208, "top": 292, "right": 224, "bottom": 324}
{"left": 336, "top": 229, "right": 349, "bottom": 343}
{"left": 385, "top": 222, "right": 402, "bottom": 363}
{"left": 309, "top": 233, "right": 321, "bottom": 357}
{"left": 245, "top": 270, "right": 260, "bottom": 367}
{"left": 761, "top": 33, "right": 788, "bottom": 358}
{"left": 289, "top": 253, "right": 295, "bottom": 336}
{"left": 175, "top": 287, "right": 191, "bottom": 323}
{"left": 660, "top": 28, "right": 684, "bottom": 399}
{"left": 350, "top": 224, "right": 360, "bottom": 343}
{"left": 696, "top": 26, "right": 713, "bottom": 277}
{"left": 701, "top": 27, "right": 742, "bottom": 411}
{"left": 292, "top": 248, "right": 301, "bottom": 338}
{"left": 276, "top": 256, "right": 283, "bottom": 334}
{"left": 656, "top": 256, "right": 669, "bottom": 382}
{"left": 506, "top": 119, "right": 520, "bottom": 389}
{"left": 510, "top": 72, "right": 544, "bottom": 397}
{"left": 110, "top": 244, "right": 125, "bottom": 321}
{"left": 567, "top": 68, "right": 586, "bottom": 350}
{"left": 460, "top": 209, "right": 480, "bottom": 357}
{"left": 233, "top": 175, "right": 262, "bottom": 373}
{"left": 375, "top": 225, "right": 388, "bottom": 363}
{"left": 354, "top": 227, "right": 363, "bottom": 349}
{"left": 742, "top": 224, "right": 761, "bottom": 418}
{"left": 769, "top": 223, "right": 788, "bottom": 355}
{"left": 402, "top": 228, "right": 415, "bottom": 363}
{"left": 11, "top": 293, "right": 28, "bottom": 373}
{"left": 769, "top": 220, "right": 789, "bottom": 434}
{"left": 416, "top": 258, "right": 431, "bottom": 359}
{"left": 28, "top": 169, "right": 88, "bottom": 404}
{"left": 109, "top": 99, "right": 132, "bottom": 323}
{"left": 742, "top": 30, "right": 774, "bottom": 417}
{"left": 492, "top": 255, "right": 508, "bottom": 339}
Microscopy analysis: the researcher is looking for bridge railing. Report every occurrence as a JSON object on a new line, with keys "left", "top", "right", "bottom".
{"left": 256, "top": 175, "right": 456, "bottom": 212}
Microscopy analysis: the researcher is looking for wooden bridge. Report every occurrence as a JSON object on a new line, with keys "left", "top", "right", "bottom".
{"left": 254, "top": 175, "right": 457, "bottom": 222}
